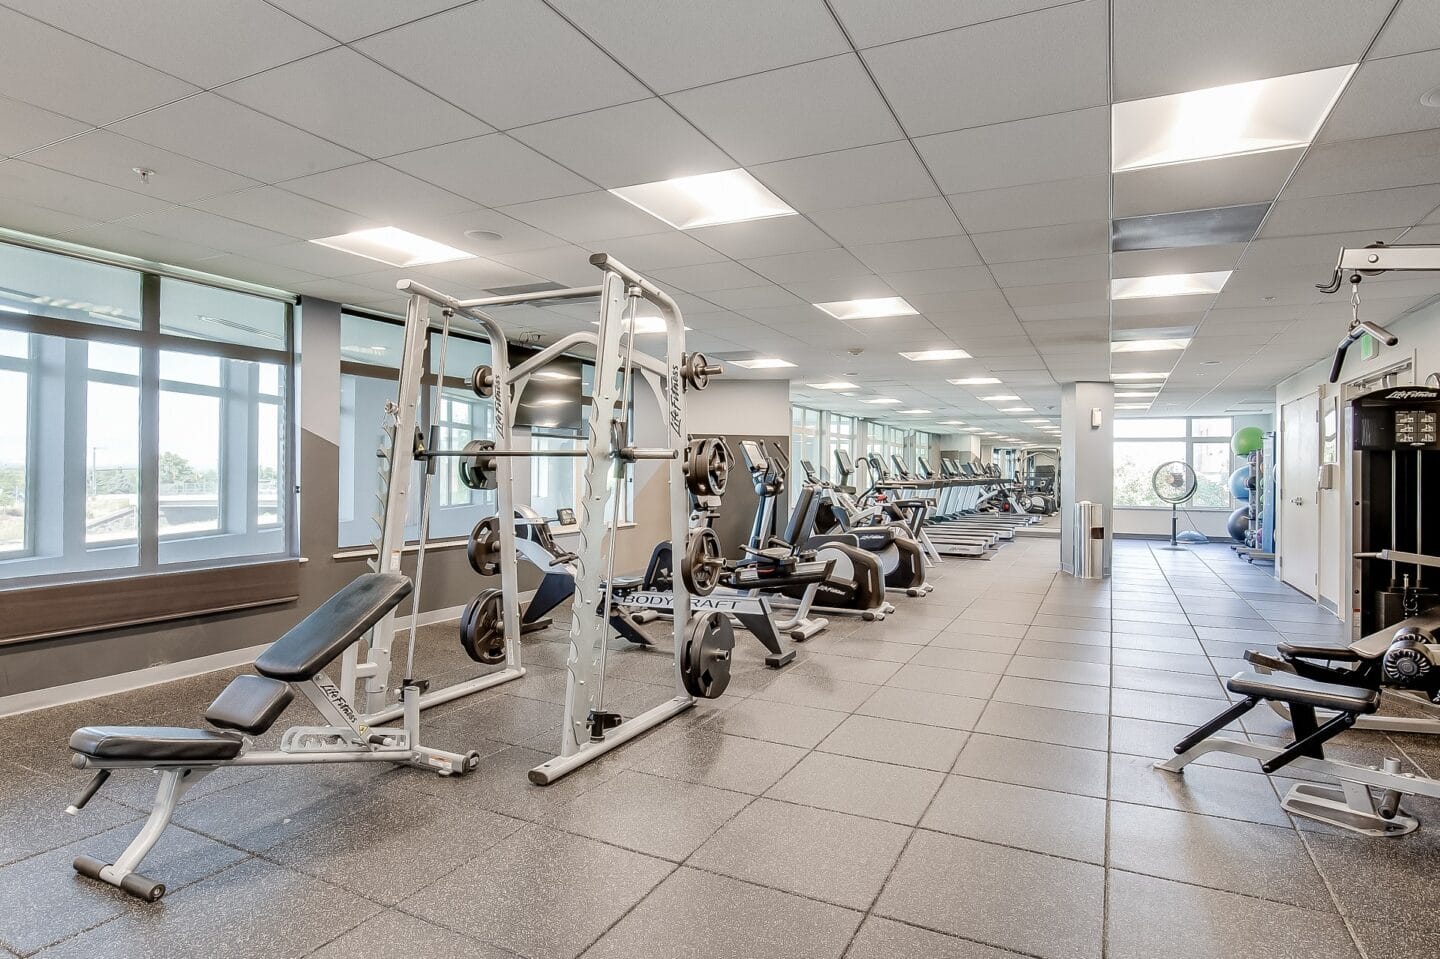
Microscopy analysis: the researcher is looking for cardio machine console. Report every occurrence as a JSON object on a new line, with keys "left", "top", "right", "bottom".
{"left": 1352, "top": 387, "right": 1440, "bottom": 450}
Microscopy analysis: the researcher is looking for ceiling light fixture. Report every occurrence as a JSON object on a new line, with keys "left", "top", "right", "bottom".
{"left": 1111, "top": 337, "right": 1191, "bottom": 352}
{"left": 863, "top": 397, "right": 901, "bottom": 404}
{"left": 1111, "top": 372, "right": 1170, "bottom": 381}
{"left": 898, "top": 409, "right": 932, "bottom": 414}
{"left": 1115, "top": 403, "right": 1152, "bottom": 410}
{"left": 527, "top": 397, "right": 571, "bottom": 407}
{"left": 1022, "top": 419, "right": 1049, "bottom": 424}
{"left": 980, "top": 394, "right": 1020, "bottom": 402}
{"left": 938, "top": 420, "right": 965, "bottom": 425}
{"left": 1115, "top": 391, "right": 1159, "bottom": 398}
{"left": 1111, "top": 64, "right": 1354, "bottom": 171}
{"left": 730, "top": 357, "right": 796, "bottom": 369}
{"left": 1110, "top": 271, "right": 1231, "bottom": 299}
{"left": 899, "top": 348, "right": 971, "bottom": 361}
{"left": 813, "top": 297, "right": 918, "bottom": 321}
{"left": 807, "top": 381, "right": 859, "bottom": 390}
{"left": 947, "top": 376, "right": 1001, "bottom": 386}
{"left": 532, "top": 370, "right": 579, "bottom": 381}
{"left": 311, "top": 227, "right": 476, "bottom": 268}
{"left": 609, "top": 168, "right": 796, "bottom": 229}
{"left": 1000, "top": 406, "right": 1034, "bottom": 413}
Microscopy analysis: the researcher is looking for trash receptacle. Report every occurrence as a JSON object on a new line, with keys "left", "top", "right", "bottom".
{"left": 1073, "top": 500, "right": 1105, "bottom": 579}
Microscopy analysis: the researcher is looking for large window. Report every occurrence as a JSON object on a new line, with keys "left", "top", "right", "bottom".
{"left": 0, "top": 242, "right": 293, "bottom": 583}
{"left": 1114, "top": 417, "right": 1235, "bottom": 508}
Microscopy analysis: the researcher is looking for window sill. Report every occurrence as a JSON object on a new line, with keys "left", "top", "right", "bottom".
{"left": 0, "top": 558, "right": 301, "bottom": 646}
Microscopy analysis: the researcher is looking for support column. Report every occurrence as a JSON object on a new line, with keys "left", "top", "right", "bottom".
{"left": 1060, "top": 381, "right": 1114, "bottom": 576}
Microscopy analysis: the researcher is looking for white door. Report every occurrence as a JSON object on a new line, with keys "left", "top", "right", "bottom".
{"left": 1280, "top": 392, "right": 1320, "bottom": 598}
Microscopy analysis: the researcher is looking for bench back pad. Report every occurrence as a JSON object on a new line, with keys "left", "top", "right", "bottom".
{"left": 255, "top": 573, "right": 412, "bottom": 682}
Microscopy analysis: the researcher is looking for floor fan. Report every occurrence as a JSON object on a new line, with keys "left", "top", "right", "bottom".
{"left": 1151, "top": 460, "right": 1207, "bottom": 548}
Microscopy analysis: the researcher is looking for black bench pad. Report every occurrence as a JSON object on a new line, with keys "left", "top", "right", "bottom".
{"left": 206, "top": 675, "right": 293, "bottom": 735}
{"left": 1226, "top": 670, "right": 1380, "bottom": 714}
{"left": 254, "top": 573, "right": 412, "bottom": 682}
{"left": 71, "top": 726, "right": 243, "bottom": 762}
{"left": 1278, "top": 640, "right": 1362, "bottom": 662}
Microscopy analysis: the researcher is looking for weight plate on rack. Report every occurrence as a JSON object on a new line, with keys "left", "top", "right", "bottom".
{"left": 459, "top": 588, "right": 506, "bottom": 664}
{"left": 680, "top": 527, "right": 725, "bottom": 596}
{"left": 681, "top": 611, "right": 734, "bottom": 699}
{"left": 458, "top": 439, "right": 497, "bottom": 491}
{"left": 467, "top": 516, "right": 501, "bottom": 576}
{"left": 470, "top": 364, "right": 495, "bottom": 398}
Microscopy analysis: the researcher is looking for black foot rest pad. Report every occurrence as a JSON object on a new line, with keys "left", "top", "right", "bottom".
{"left": 1278, "top": 640, "right": 1362, "bottom": 662}
{"left": 70, "top": 726, "right": 243, "bottom": 762}
{"left": 1226, "top": 670, "right": 1380, "bottom": 714}
{"left": 255, "top": 572, "right": 412, "bottom": 682}
{"left": 206, "top": 675, "right": 293, "bottom": 735}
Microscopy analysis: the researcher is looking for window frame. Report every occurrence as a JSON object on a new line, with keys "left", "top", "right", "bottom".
{"left": 0, "top": 252, "right": 298, "bottom": 589}
{"left": 1112, "top": 416, "right": 1236, "bottom": 511}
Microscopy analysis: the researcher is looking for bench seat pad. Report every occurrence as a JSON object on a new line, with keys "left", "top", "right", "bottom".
{"left": 1226, "top": 670, "right": 1380, "bottom": 714}
{"left": 1278, "top": 640, "right": 1363, "bottom": 662}
{"left": 254, "top": 573, "right": 412, "bottom": 682}
{"left": 71, "top": 726, "right": 244, "bottom": 762}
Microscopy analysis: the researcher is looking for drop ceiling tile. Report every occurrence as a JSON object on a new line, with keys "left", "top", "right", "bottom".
{"left": 649, "top": 261, "right": 767, "bottom": 293}
{"left": 0, "top": 160, "right": 173, "bottom": 222}
{"left": 385, "top": 134, "right": 594, "bottom": 207}
{"left": 785, "top": 275, "right": 898, "bottom": 303}
{"left": 740, "top": 247, "right": 870, "bottom": 284}
{"left": 2, "top": 0, "right": 334, "bottom": 87}
{"left": 220, "top": 47, "right": 490, "bottom": 159}
{"left": 840, "top": 314, "right": 937, "bottom": 337}
{"left": 828, "top": 0, "right": 1076, "bottom": 48}
{"left": 0, "top": 96, "right": 90, "bottom": 159}
{"left": 1012, "top": 302, "right": 1109, "bottom": 322}
{"left": 988, "top": 254, "right": 1109, "bottom": 287}
{"left": 1329, "top": 49, "right": 1440, "bottom": 144}
{"left": 512, "top": 99, "right": 734, "bottom": 189}
{"left": 1237, "top": 230, "right": 1406, "bottom": 271}
{"left": 548, "top": 0, "right": 849, "bottom": 93}
{"left": 946, "top": 175, "right": 1109, "bottom": 234}
{"left": 580, "top": 231, "right": 727, "bottom": 272}
{"left": 701, "top": 285, "right": 805, "bottom": 311}
{"left": 1286, "top": 129, "right": 1440, "bottom": 200}
{"left": 266, "top": 0, "right": 463, "bottom": 42}
{"left": 113, "top": 94, "right": 363, "bottom": 184}
{"left": 0, "top": 200, "right": 97, "bottom": 237}
{"left": 810, "top": 197, "right": 963, "bottom": 246}
{"left": 486, "top": 244, "right": 602, "bottom": 286}
{"left": 752, "top": 141, "right": 937, "bottom": 213}
{"left": 1112, "top": 148, "right": 1304, "bottom": 218}
{"left": 245, "top": 240, "right": 389, "bottom": 277}
{"left": 686, "top": 216, "right": 837, "bottom": 259}
{"left": 1369, "top": 0, "right": 1440, "bottom": 58}
{"left": 972, "top": 220, "right": 1110, "bottom": 263}
{"left": 1002, "top": 280, "right": 1109, "bottom": 307}
{"left": 191, "top": 186, "right": 378, "bottom": 241}
{"left": 58, "top": 221, "right": 225, "bottom": 268}
{"left": 881, "top": 266, "right": 996, "bottom": 296}
{"left": 666, "top": 55, "right": 902, "bottom": 165}
{"left": 410, "top": 256, "right": 545, "bottom": 292}
{"left": 187, "top": 253, "right": 323, "bottom": 289}
{"left": 119, "top": 206, "right": 300, "bottom": 254}
{"left": 24, "top": 131, "right": 256, "bottom": 205}
{"left": 916, "top": 107, "right": 1108, "bottom": 194}
{"left": 1112, "top": 293, "right": 1223, "bottom": 316}
{"left": 293, "top": 276, "right": 402, "bottom": 305}
{"left": 863, "top": 0, "right": 1108, "bottom": 136}
{"left": 908, "top": 289, "right": 1015, "bottom": 315}
{"left": 848, "top": 235, "right": 983, "bottom": 273}
{"left": 1260, "top": 184, "right": 1440, "bottom": 237}
{"left": 0, "top": 8, "right": 198, "bottom": 126}
{"left": 282, "top": 161, "right": 474, "bottom": 224}
{"left": 355, "top": 0, "right": 648, "bottom": 128}
{"left": 1111, "top": 0, "right": 1383, "bottom": 101}
{"left": 497, "top": 191, "right": 678, "bottom": 244}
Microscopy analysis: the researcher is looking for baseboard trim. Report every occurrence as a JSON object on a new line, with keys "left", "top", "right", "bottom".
{"left": 0, "top": 591, "right": 535, "bottom": 718}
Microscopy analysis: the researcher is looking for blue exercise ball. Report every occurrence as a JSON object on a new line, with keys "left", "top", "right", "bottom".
{"left": 1227, "top": 507, "right": 1249, "bottom": 542}
{"left": 1229, "top": 466, "right": 1251, "bottom": 501}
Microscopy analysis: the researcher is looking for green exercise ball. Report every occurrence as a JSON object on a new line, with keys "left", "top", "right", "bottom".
{"left": 1231, "top": 426, "right": 1264, "bottom": 456}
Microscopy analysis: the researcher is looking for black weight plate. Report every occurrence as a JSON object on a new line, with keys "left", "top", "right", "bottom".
{"left": 467, "top": 516, "right": 501, "bottom": 576}
{"left": 460, "top": 588, "right": 506, "bottom": 664}
{"left": 681, "top": 612, "right": 734, "bottom": 699}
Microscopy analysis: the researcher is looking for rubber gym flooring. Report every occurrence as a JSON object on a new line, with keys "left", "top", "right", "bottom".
{"left": 0, "top": 540, "right": 1436, "bottom": 959}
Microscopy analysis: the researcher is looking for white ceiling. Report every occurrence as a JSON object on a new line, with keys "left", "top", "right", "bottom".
{"left": 1, "top": 0, "right": 1438, "bottom": 442}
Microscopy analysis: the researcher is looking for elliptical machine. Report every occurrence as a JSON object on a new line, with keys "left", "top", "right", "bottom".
{"left": 738, "top": 440, "right": 894, "bottom": 620}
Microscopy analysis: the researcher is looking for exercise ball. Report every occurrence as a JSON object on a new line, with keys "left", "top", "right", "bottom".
{"left": 1231, "top": 426, "right": 1264, "bottom": 456}
{"left": 1227, "top": 507, "right": 1250, "bottom": 542}
{"left": 1229, "top": 466, "right": 1251, "bottom": 501}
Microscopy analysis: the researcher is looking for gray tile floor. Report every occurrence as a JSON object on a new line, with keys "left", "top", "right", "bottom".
{"left": 2, "top": 540, "right": 1438, "bottom": 958}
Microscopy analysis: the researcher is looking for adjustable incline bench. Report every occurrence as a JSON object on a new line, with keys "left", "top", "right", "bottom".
{"left": 65, "top": 573, "right": 481, "bottom": 900}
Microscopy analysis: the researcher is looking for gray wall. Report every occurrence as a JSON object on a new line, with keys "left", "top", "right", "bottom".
{"left": 0, "top": 299, "right": 532, "bottom": 699}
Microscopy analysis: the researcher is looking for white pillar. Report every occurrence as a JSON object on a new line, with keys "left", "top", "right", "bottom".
{"left": 1060, "top": 381, "right": 1114, "bottom": 575}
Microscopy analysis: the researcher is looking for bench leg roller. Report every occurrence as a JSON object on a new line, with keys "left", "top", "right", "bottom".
{"left": 73, "top": 856, "right": 167, "bottom": 901}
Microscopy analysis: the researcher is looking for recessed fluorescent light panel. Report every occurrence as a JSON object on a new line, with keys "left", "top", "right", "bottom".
{"left": 899, "top": 348, "right": 971, "bottom": 361}
{"left": 807, "top": 381, "right": 859, "bottom": 390}
{"left": 938, "top": 420, "right": 965, "bottom": 425}
{"left": 898, "top": 409, "right": 932, "bottom": 414}
{"left": 1112, "top": 338, "right": 1191, "bottom": 353}
{"left": 609, "top": 168, "right": 796, "bottom": 229}
{"left": 532, "top": 370, "right": 579, "bottom": 381}
{"left": 1116, "top": 403, "right": 1152, "bottom": 410}
{"left": 1111, "top": 271, "right": 1231, "bottom": 300}
{"left": 981, "top": 394, "right": 1020, "bottom": 402}
{"left": 1111, "top": 372, "right": 1170, "bottom": 381}
{"left": 1022, "top": 419, "right": 1049, "bottom": 424}
{"left": 1001, "top": 407, "right": 1034, "bottom": 413}
{"left": 311, "top": 227, "right": 475, "bottom": 268}
{"left": 1115, "top": 391, "right": 1160, "bottom": 398}
{"left": 947, "top": 377, "right": 1001, "bottom": 386}
{"left": 813, "top": 297, "right": 918, "bottom": 321}
{"left": 863, "top": 397, "right": 901, "bottom": 404}
{"left": 730, "top": 357, "right": 795, "bottom": 369}
{"left": 1112, "top": 204, "right": 1270, "bottom": 252}
{"left": 527, "top": 397, "right": 571, "bottom": 407}
{"left": 1111, "top": 64, "right": 1354, "bottom": 171}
